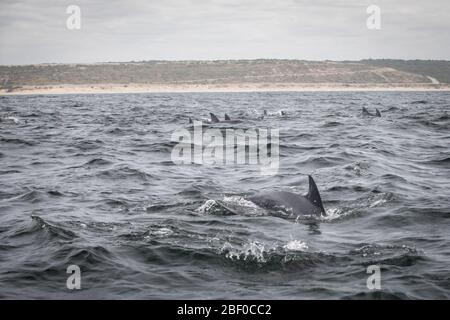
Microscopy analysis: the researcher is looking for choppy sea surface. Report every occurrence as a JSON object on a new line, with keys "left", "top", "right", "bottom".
{"left": 0, "top": 91, "right": 449, "bottom": 299}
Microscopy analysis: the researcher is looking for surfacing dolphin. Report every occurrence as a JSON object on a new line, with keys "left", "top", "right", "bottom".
{"left": 362, "top": 107, "right": 381, "bottom": 117}
{"left": 188, "top": 113, "right": 241, "bottom": 125}
{"left": 209, "top": 112, "right": 242, "bottom": 124}
{"left": 248, "top": 175, "right": 326, "bottom": 216}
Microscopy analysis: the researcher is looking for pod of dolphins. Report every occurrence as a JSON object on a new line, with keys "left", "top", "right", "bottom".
{"left": 186, "top": 107, "right": 382, "bottom": 218}
{"left": 1, "top": 105, "right": 381, "bottom": 219}
{"left": 187, "top": 107, "right": 382, "bottom": 218}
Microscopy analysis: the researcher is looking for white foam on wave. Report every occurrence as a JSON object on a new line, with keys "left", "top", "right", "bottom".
{"left": 1, "top": 116, "right": 20, "bottom": 124}
{"left": 220, "top": 238, "right": 309, "bottom": 262}
{"left": 283, "top": 240, "right": 308, "bottom": 251}
{"left": 196, "top": 199, "right": 217, "bottom": 214}
{"left": 369, "top": 193, "right": 392, "bottom": 207}
{"left": 221, "top": 240, "right": 269, "bottom": 262}
{"left": 222, "top": 195, "right": 258, "bottom": 208}
{"left": 153, "top": 227, "right": 174, "bottom": 236}
{"left": 320, "top": 207, "right": 356, "bottom": 222}
{"left": 321, "top": 207, "right": 344, "bottom": 221}
{"left": 145, "top": 227, "right": 174, "bottom": 238}
{"left": 197, "top": 196, "right": 265, "bottom": 216}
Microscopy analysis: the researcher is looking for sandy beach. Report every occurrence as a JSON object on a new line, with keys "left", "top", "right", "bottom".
{"left": 1, "top": 82, "right": 449, "bottom": 95}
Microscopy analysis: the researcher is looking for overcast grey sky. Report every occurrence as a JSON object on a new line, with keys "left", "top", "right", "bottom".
{"left": 0, "top": 0, "right": 449, "bottom": 65}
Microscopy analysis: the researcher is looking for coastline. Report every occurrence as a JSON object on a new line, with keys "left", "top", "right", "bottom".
{"left": 1, "top": 82, "right": 449, "bottom": 95}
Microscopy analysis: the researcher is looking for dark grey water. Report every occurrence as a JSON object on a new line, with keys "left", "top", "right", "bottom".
{"left": 0, "top": 91, "right": 449, "bottom": 299}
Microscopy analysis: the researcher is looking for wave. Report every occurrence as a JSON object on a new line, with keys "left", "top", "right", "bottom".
{"left": 421, "top": 156, "right": 450, "bottom": 167}
{"left": 73, "top": 139, "right": 104, "bottom": 151}
{"left": 84, "top": 158, "right": 113, "bottom": 167}
{"left": 349, "top": 243, "right": 424, "bottom": 267}
{"left": 0, "top": 137, "right": 35, "bottom": 146}
{"left": 411, "top": 100, "right": 428, "bottom": 105}
{"left": 96, "top": 165, "right": 153, "bottom": 181}
{"left": 2, "top": 215, "right": 79, "bottom": 242}
{"left": 322, "top": 121, "right": 342, "bottom": 127}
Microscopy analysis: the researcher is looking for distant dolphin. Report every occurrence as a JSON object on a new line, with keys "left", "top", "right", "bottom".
{"left": 248, "top": 175, "right": 326, "bottom": 216}
{"left": 188, "top": 117, "right": 193, "bottom": 124}
{"left": 209, "top": 112, "right": 241, "bottom": 124}
{"left": 362, "top": 107, "right": 381, "bottom": 117}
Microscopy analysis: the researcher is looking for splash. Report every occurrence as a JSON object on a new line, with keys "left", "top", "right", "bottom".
{"left": 222, "top": 195, "right": 258, "bottom": 208}
{"left": 283, "top": 240, "right": 308, "bottom": 251}
{"left": 196, "top": 199, "right": 225, "bottom": 215}
{"left": 220, "top": 239, "right": 309, "bottom": 263}
{"left": 320, "top": 207, "right": 349, "bottom": 221}
{"left": 220, "top": 241, "right": 270, "bottom": 262}
{"left": 197, "top": 196, "right": 266, "bottom": 216}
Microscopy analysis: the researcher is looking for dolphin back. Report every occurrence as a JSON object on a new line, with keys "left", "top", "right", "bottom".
{"left": 248, "top": 175, "right": 326, "bottom": 217}
{"left": 249, "top": 191, "right": 322, "bottom": 216}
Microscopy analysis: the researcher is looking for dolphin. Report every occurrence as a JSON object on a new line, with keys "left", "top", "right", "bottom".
{"left": 209, "top": 112, "right": 242, "bottom": 124}
{"left": 362, "top": 107, "right": 381, "bottom": 117}
{"left": 248, "top": 175, "right": 326, "bottom": 216}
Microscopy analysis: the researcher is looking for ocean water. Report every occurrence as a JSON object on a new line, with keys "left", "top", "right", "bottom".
{"left": 0, "top": 91, "right": 449, "bottom": 299}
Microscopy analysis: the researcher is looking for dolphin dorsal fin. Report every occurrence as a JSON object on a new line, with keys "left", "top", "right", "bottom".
{"left": 224, "top": 114, "right": 231, "bottom": 121}
{"left": 210, "top": 112, "right": 220, "bottom": 123}
{"left": 306, "top": 175, "right": 325, "bottom": 214}
{"left": 375, "top": 109, "right": 381, "bottom": 117}
{"left": 362, "top": 107, "right": 370, "bottom": 115}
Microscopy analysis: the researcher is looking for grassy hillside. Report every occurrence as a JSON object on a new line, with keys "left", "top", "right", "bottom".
{"left": 1, "top": 59, "right": 447, "bottom": 91}
{"left": 361, "top": 59, "right": 450, "bottom": 83}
